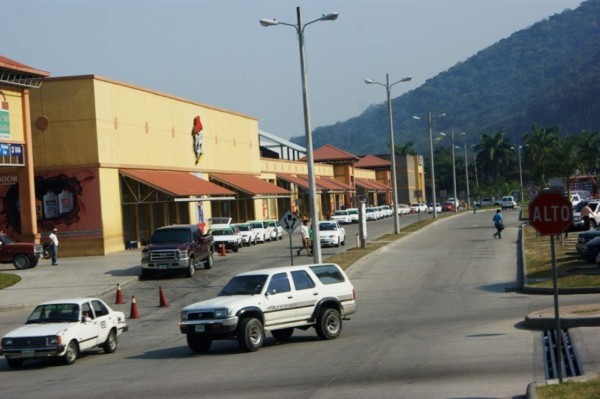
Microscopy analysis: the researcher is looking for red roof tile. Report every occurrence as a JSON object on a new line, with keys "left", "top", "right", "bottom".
{"left": 211, "top": 173, "right": 290, "bottom": 196}
{"left": 0, "top": 55, "right": 49, "bottom": 77}
{"left": 120, "top": 169, "right": 235, "bottom": 197}
{"left": 355, "top": 154, "right": 391, "bottom": 168}
{"left": 300, "top": 144, "right": 359, "bottom": 163}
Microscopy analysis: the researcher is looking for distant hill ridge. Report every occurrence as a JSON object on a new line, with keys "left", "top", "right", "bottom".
{"left": 292, "top": 0, "right": 600, "bottom": 155}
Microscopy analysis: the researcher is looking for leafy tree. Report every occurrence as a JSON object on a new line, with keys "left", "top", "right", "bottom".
{"left": 522, "top": 124, "right": 560, "bottom": 186}
{"left": 473, "top": 131, "right": 514, "bottom": 180}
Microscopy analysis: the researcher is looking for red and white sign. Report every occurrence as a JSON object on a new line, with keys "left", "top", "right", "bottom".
{"left": 528, "top": 192, "right": 572, "bottom": 235}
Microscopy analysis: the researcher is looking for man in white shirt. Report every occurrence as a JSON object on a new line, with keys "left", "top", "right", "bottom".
{"left": 297, "top": 219, "right": 312, "bottom": 256}
{"left": 49, "top": 228, "right": 59, "bottom": 265}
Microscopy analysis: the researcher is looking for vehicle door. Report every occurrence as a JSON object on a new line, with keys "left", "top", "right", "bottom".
{"left": 77, "top": 301, "right": 100, "bottom": 350}
{"left": 90, "top": 300, "right": 112, "bottom": 344}
{"left": 289, "top": 269, "right": 319, "bottom": 322}
{"left": 192, "top": 227, "right": 208, "bottom": 259}
{"left": 263, "top": 272, "right": 298, "bottom": 327}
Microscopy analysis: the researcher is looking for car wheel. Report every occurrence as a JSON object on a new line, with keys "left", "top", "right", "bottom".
{"left": 315, "top": 308, "right": 342, "bottom": 340}
{"left": 103, "top": 329, "right": 118, "bottom": 354}
{"left": 335, "top": 238, "right": 340, "bottom": 247}
{"left": 13, "top": 254, "right": 31, "bottom": 270}
{"left": 6, "top": 357, "right": 24, "bottom": 369}
{"left": 233, "top": 244, "right": 239, "bottom": 253}
{"left": 204, "top": 252, "right": 213, "bottom": 269}
{"left": 186, "top": 257, "right": 195, "bottom": 278}
{"left": 341, "top": 237, "right": 345, "bottom": 246}
{"left": 62, "top": 340, "right": 79, "bottom": 365}
{"left": 237, "top": 317, "right": 264, "bottom": 352}
{"left": 30, "top": 259, "right": 39, "bottom": 268}
{"left": 187, "top": 334, "right": 212, "bottom": 353}
{"left": 271, "top": 328, "right": 294, "bottom": 341}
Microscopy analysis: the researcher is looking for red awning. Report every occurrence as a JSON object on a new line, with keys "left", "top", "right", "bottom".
{"left": 120, "top": 169, "right": 235, "bottom": 198}
{"left": 211, "top": 173, "right": 290, "bottom": 197}
{"left": 277, "top": 174, "right": 310, "bottom": 190}
{"left": 355, "top": 178, "right": 390, "bottom": 192}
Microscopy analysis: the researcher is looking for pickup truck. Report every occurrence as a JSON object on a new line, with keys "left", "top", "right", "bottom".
{"left": 141, "top": 224, "right": 214, "bottom": 279}
{"left": 179, "top": 263, "right": 357, "bottom": 353}
{"left": 0, "top": 233, "right": 43, "bottom": 269}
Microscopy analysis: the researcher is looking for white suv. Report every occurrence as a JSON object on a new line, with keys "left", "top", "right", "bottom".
{"left": 179, "top": 264, "right": 357, "bottom": 353}
{"left": 501, "top": 196, "right": 517, "bottom": 210}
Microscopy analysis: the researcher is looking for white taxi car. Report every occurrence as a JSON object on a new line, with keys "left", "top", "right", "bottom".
{"left": 318, "top": 220, "right": 346, "bottom": 247}
{"left": 0, "top": 298, "right": 128, "bottom": 368}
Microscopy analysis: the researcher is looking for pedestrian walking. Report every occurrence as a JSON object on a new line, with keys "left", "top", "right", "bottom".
{"left": 581, "top": 201, "right": 594, "bottom": 230}
{"left": 49, "top": 228, "right": 59, "bottom": 265}
{"left": 297, "top": 219, "right": 312, "bottom": 256}
{"left": 492, "top": 209, "right": 504, "bottom": 239}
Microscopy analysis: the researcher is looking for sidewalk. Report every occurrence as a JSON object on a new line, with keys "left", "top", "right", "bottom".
{"left": 0, "top": 249, "right": 142, "bottom": 312}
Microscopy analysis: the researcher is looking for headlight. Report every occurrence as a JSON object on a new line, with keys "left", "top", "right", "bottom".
{"left": 214, "top": 309, "right": 229, "bottom": 318}
{"left": 177, "top": 250, "right": 188, "bottom": 259}
{"left": 47, "top": 336, "right": 61, "bottom": 345}
{"left": 2, "top": 338, "right": 13, "bottom": 347}
{"left": 141, "top": 251, "right": 149, "bottom": 260}
{"left": 180, "top": 311, "right": 188, "bottom": 321}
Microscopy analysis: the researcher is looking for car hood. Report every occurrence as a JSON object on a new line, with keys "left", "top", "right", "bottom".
{"left": 4, "top": 322, "right": 74, "bottom": 338}
{"left": 146, "top": 243, "right": 190, "bottom": 251}
{"left": 182, "top": 295, "right": 264, "bottom": 312}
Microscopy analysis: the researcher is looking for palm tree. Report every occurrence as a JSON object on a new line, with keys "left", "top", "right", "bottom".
{"left": 575, "top": 130, "right": 600, "bottom": 175}
{"left": 473, "top": 130, "right": 513, "bottom": 181}
{"left": 522, "top": 124, "right": 560, "bottom": 186}
{"left": 394, "top": 141, "right": 417, "bottom": 155}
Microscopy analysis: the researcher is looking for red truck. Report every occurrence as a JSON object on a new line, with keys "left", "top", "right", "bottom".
{"left": 0, "top": 233, "right": 44, "bottom": 269}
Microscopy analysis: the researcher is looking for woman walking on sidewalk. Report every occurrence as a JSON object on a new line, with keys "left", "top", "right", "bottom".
{"left": 492, "top": 209, "right": 504, "bottom": 239}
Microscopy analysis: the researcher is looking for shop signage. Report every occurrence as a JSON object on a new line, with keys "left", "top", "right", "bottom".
{"left": 0, "top": 108, "right": 10, "bottom": 139}
{"left": 191, "top": 115, "right": 203, "bottom": 165}
{"left": 0, "top": 143, "right": 24, "bottom": 166}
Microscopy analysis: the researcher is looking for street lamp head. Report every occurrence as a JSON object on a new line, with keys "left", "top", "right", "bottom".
{"left": 439, "top": 132, "right": 447, "bottom": 136}
{"left": 412, "top": 115, "right": 422, "bottom": 120}
{"left": 259, "top": 18, "right": 279, "bottom": 27}
{"left": 364, "top": 79, "right": 376, "bottom": 85}
{"left": 437, "top": 113, "right": 446, "bottom": 118}
{"left": 400, "top": 76, "right": 412, "bottom": 82}
{"left": 319, "top": 12, "right": 339, "bottom": 21}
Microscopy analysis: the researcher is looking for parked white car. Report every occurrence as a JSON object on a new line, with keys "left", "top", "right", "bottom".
{"left": 265, "top": 220, "right": 283, "bottom": 240}
{"left": 365, "top": 207, "right": 379, "bottom": 221}
{"left": 246, "top": 220, "right": 269, "bottom": 243}
{"left": 232, "top": 223, "right": 257, "bottom": 246}
{"left": 410, "top": 203, "right": 427, "bottom": 213}
{"left": 331, "top": 210, "right": 352, "bottom": 224}
{"left": 209, "top": 227, "right": 240, "bottom": 253}
{"left": 501, "top": 196, "right": 517, "bottom": 210}
{"left": 397, "top": 204, "right": 411, "bottom": 215}
{"left": 0, "top": 298, "right": 128, "bottom": 368}
{"left": 428, "top": 203, "right": 442, "bottom": 213}
{"left": 318, "top": 220, "right": 346, "bottom": 247}
{"left": 346, "top": 208, "right": 359, "bottom": 223}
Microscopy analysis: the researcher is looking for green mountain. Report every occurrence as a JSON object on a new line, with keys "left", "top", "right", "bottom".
{"left": 291, "top": 0, "right": 600, "bottom": 155}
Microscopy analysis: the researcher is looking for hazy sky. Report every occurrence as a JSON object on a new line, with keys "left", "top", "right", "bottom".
{"left": 3, "top": 0, "right": 584, "bottom": 140}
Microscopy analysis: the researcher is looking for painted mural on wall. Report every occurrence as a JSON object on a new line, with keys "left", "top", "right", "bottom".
{"left": 0, "top": 169, "right": 101, "bottom": 239}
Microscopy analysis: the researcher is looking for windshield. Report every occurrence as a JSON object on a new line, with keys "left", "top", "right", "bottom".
{"left": 236, "top": 225, "right": 250, "bottom": 231}
{"left": 250, "top": 222, "right": 263, "bottom": 229}
{"left": 320, "top": 222, "right": 337, "bottom": 231}
{"left": 210, "top": 229, "right": 233, "bottom": 236}
{"left": 219, "top": 275, "right": 268, "bottom": 296}
{"left": 27, "top": 303, "right": 80, "bottom": 323}
{"left": 150, "top": 229, "right": 191, "bottom": 243}
{"left": 333, "top": 211, "right": 347, "bottom": 216}
{"left": 348, "top": 209, "right": 358, "bottom": 215}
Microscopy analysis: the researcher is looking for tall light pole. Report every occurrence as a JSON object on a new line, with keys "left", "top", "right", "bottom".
{"left": 260, "top": 8, "right": 338, "bottom": 263}
{"left": 440, "top": 130, "right": 458, "bottom": 213}
{"left": 460, "top": 132, "right": 470, "bottom": 209}
{"left": 365, "top": 74, "right": 412, "bottom": 234}
{"left": 518, "top": 145, "right": 527, "bottom": 203}
{"left": 412, "top": 112, "right": 445, "bottom": 218}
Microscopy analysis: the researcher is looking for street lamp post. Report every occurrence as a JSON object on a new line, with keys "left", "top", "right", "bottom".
{"left": 364, "top": 74, "right": 412, "bottom": 234}
{"left": 460, "top": 132, "right": 470, "bottom": 209}
{"left": 440, "top": 130, "right": 458, "bottom": 213}
{"left": 412, "top": 112, "right": 445, "bottom": 219}
{"left": 518, "top": 145, "right": 526, "bottom": 203}
{"left": 260, "top": 7, "right": 338, "bottom": 263}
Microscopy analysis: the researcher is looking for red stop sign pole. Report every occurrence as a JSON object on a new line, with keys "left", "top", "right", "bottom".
{"left": 528, "top": 192, "right": 572, "bottom": 383}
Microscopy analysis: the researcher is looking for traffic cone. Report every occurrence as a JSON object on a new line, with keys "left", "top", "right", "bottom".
{"left": 129, "top": 296, "right": 140, "bottom": 319}
{"left": 115, "top": 283, "right": 125, "bottom": 304}
{"left": 219, "top": 243, "right": 226, "bottom": 256}
{"left": 159, "top": 286, "right": 169, "bottom": 307}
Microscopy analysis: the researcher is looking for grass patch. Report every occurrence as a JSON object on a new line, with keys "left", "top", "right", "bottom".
{"left": 537, "top": 377, "right": 600, "bottom": 398}
{"left": 0, "top": 273, "right": 21, "bottom": 289}
{"left": 524, "top": 225, "right": 600, "bottom": 288}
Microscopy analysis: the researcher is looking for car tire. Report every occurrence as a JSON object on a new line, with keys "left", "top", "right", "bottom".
{"left": 237, "top": 317, "right": 264, "bottom": 352}
{"left": 315, "top": 308, "right": 342, "bottom": 340}
{"left": 6, "top": 357, "right": 24, "bottom": 369}
{"left": 103, "top": 329, "right": 118, "bottom": 354}
{"left": 204, "top": 252, "right": 213, "bottom": 269}
{"left": 186, "top": 257, "right": 195, "bottom": 278}
{"left": 62, "top": 340, "right": 79, "bottom": 365}
{"left": 13, "top": 254, "right": 31, "bottom": 270}
{"left": 30, "top": 259, "right": 39, "bottom": 268}
{"left": 233, "top": 244, "right": 239, "bottom": 253}
{"left": 335, "top": 238, "right": 340, "bottom": 247}
{"left": 187, "top": 334, "right": 212, "bottom": 353}
{"left": 271, "top": 328, "right": 294, "bottom": 341}
{"left": 341, "top": 237, "right": 345, "bottom": 246}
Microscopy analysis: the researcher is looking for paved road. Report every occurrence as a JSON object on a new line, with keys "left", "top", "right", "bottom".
{"left": 2, "top": 209, "right": 600, "bottom": 398}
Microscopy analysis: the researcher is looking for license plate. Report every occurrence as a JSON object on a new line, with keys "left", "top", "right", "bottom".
{"left": 194, "top": 325, "right": 205, "bottom": 332}
{"left": 22, "top": 350, "right": 34, "bottom": 357}
{"left": 158, "top": 264, "right": 168, "bottom": 270}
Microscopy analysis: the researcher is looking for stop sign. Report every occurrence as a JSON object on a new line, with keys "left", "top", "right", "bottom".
{"left": 528, "top": 192, "right": 572, "bottom": 235}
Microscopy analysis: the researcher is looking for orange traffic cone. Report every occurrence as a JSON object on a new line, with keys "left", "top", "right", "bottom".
{"left": 219, "top": 243, "right": 226, "bottom": 256}
{"left": 129, "top": 296, "right": 140, "bottom": 319}
{"left": 115, "top": 283, "right": 125, "bottom": 304}
{"left": 159, "top": 286, "right": 169, "bottom": 307}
